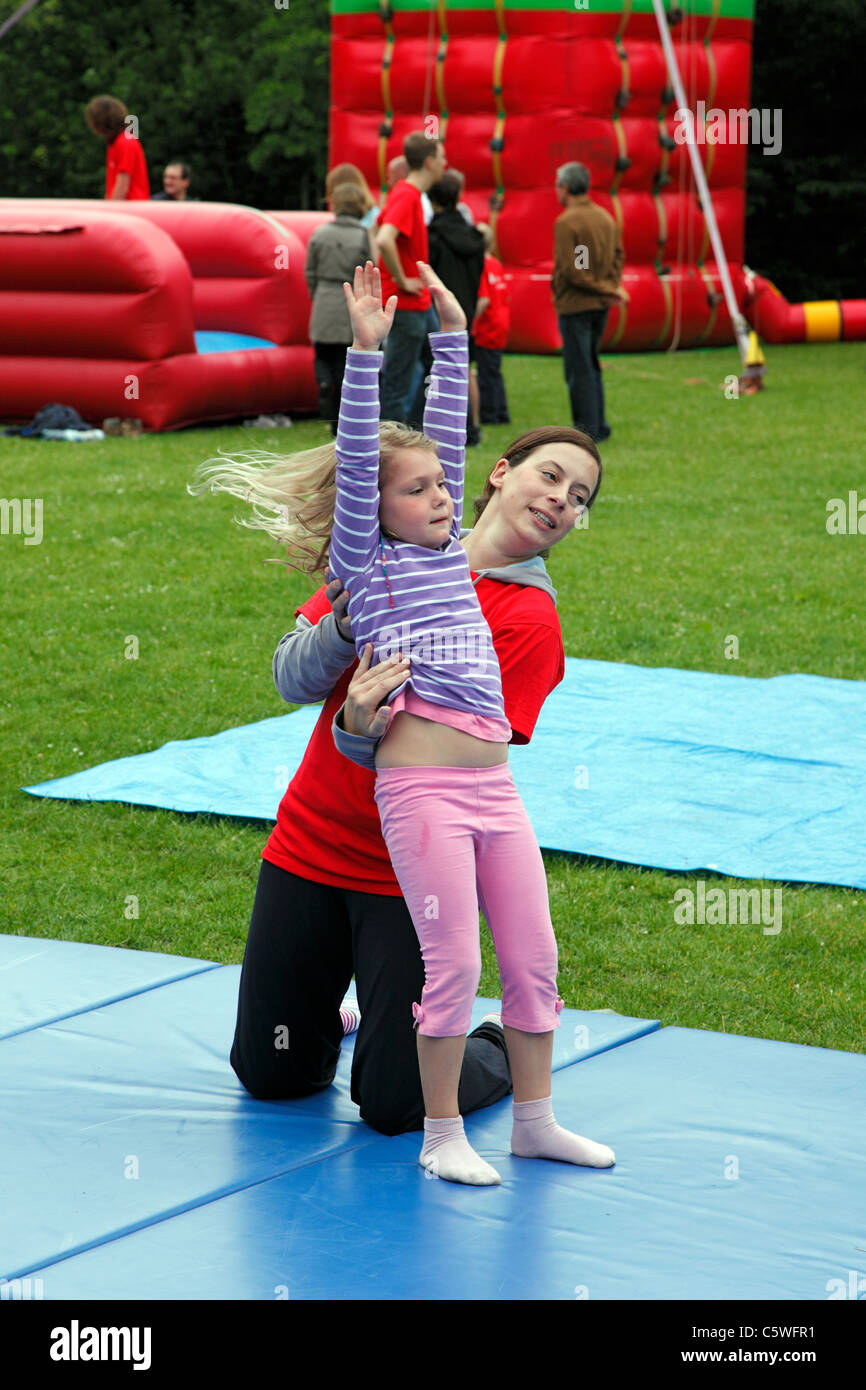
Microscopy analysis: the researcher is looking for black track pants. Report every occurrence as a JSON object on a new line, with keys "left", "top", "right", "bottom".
{"left": 229, "top": 859, "right": 513, "bottom": 1136}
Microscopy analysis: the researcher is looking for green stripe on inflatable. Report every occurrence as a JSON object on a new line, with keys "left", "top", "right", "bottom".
{"left": 331, "top": 0, "right": 754, "bottom": 17}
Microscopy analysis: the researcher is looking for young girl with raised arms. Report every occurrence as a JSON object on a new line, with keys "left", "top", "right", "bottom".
{"left": 198, "top": 260, "right": 615, "bottom": 1187}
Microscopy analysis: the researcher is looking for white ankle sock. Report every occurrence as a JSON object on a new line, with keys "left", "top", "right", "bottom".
{"left": 511, "top": 1096, "right": 615, "bottom": 1168}
{"left": 419, "top": 1115, "right": 501, "bottom": 1186}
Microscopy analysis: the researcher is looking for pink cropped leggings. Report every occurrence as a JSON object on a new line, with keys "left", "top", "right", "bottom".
{"left": 373, "top": 763, "right": 563, "bottom": 1037}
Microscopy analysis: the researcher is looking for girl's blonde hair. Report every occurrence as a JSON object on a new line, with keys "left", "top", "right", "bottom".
{"left": 188, "top": 422, "right": 437, "bottom": 575}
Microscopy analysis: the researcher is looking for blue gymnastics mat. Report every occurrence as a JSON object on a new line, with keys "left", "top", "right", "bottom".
{"left": 23, "top": 660, "right": 866, "bottom": 890}
{"left": 0, "top": 932, "right": 218, "bottom": 1040}
{"left": 9, "top": 1015, "right": 864, "bottom": 1300}
{"left": 0, "top": 940, "right": 657, "bottom": 1286}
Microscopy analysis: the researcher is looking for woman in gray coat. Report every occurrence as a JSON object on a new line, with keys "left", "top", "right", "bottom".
{"left": 305, "top": 183, "right": 374, "bottom": 434}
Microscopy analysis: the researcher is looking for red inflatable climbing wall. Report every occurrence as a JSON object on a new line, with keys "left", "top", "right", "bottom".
{"left": 330, "top": 0, "right": 756, "bottom": 350}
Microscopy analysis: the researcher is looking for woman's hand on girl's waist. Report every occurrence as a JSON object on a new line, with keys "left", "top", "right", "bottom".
{"left": 343, "top": 643, "right": 411, "bottom": 738}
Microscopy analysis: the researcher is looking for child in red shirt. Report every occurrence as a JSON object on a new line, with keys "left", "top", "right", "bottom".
{"left": 84, "top": 94, "right": 150, "bottom": 201}
{"left": 473, "top": 223, "right": 512, "bottom": 424}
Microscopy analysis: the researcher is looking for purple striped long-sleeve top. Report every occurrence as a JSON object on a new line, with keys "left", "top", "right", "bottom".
{"left": 328, "top": 329, "right": 506, "bottom": 720}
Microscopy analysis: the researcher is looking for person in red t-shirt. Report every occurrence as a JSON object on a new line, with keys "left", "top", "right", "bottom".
{"left": 84, "top": 94, "right": 150, "bottom": 201}
{"left": 376, "top": 130, "right": 446, "bottom": 422}
{"left": 473, "top": 223, "right": 513, "bottom": 425}
{"left": 209, "top": 417, "right": 604, "bottom": 1141}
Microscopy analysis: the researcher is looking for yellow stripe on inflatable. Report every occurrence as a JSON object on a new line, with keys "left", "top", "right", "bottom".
{"left": 803, "top": 301, "right": 842, "bottom": 342}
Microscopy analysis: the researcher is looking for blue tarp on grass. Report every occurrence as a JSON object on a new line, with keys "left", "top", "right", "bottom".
{"left": 23, "top": 660, "right": 866, "bottom": 890}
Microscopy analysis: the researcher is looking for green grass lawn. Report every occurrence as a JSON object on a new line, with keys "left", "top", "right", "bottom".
{"left": 1, "top": 341, "right": 864, "bottom": 1051}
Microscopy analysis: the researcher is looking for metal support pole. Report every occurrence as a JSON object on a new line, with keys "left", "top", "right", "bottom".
{"left": 651, "top": 0, "right": 751, "bottom": 362}
{"left": 0, "top": 0, "right": 43, "bottom": 43}
{"left": 0, "top": 0, "right": 42, "bottom": 42}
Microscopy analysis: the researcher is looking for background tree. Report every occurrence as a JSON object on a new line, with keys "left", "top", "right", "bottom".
{"left": 746, "top": 0, "right": 866, "bottom": 300}
{"left": 0, "top": 0, "right": 330, "bottom": 208}
{"left": 0, "top": 0, "right": 862, "bottom": 299}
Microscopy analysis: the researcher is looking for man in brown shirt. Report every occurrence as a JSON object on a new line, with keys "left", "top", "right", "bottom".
{"left": 552, "top": 163, "right": 626, "bottom": 441}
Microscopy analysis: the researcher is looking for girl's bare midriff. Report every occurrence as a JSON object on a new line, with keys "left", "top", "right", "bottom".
{"left": 375, "top": 711, "right": 509, "bottom": 769}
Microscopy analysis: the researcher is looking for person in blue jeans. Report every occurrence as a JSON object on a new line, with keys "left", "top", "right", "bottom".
{"left": 558, "top": 308, "right": 611, "bottom": 443}
{"left": 552, "top": 162, "right": 628, "bottom": 442}
{"left": 376, "top": 131, "right": 446, "bottom": 422}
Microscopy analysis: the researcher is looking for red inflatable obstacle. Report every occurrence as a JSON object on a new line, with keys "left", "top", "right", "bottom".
{"left": 0, "top": 201, "right": 331, "bottom": 431}
{"left": 741, "top": 269, "right": 866, "bottom": 345}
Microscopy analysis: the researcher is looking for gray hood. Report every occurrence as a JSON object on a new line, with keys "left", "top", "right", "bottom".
{"left": 460, "top": 527, "right": 557, "bottom": 604}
